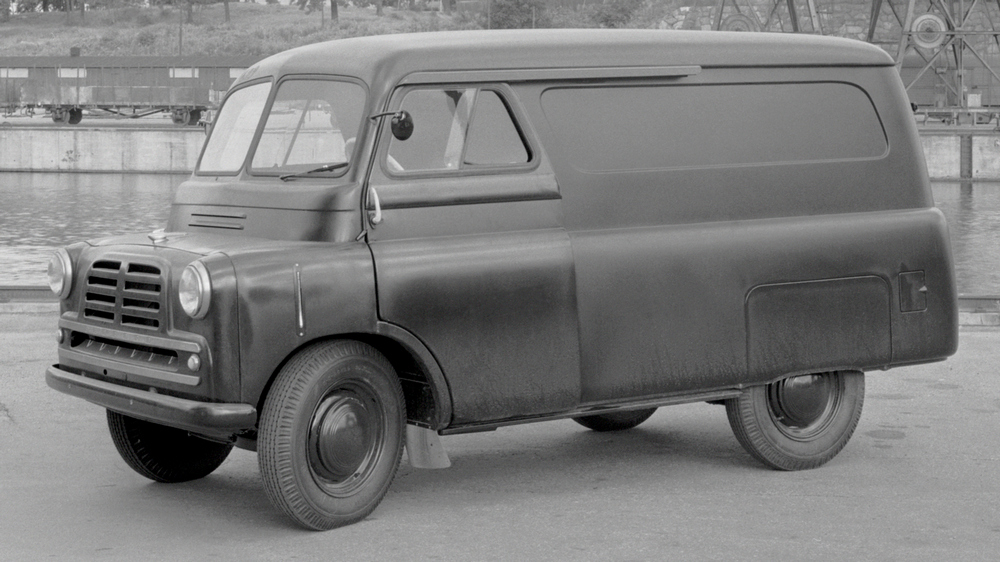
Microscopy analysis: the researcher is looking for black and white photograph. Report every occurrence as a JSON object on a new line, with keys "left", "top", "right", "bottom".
{"left": 1, "top": 1, "right": 999, "bottom": 559}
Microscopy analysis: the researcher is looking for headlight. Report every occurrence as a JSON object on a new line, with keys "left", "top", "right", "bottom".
{"left": 179, "top": 261, "right": 212, "bottom": 319}
{"left": 47, "top": 248, "right": 73, "bottom": 299}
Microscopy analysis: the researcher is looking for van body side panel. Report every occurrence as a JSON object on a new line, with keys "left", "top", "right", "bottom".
{"left": 569, "top": 209, "right": 947, "bottom": 401}
{"left": 521, "top": 66, "right": 956, "bottom": 403}
{"left": 570, "top": 224, "right": 748, "bottom": 399}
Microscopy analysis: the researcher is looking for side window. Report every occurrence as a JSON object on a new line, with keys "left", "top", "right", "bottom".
{"left": 386, "top": 87, "right": 530, "bottom": 174}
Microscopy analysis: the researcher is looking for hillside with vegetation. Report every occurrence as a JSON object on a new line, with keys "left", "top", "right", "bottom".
{"left": 0, "top": 0, "right": 661, "bottom": 58}
{"left": 0, "top": 3, "right": 470, "bottom": 58}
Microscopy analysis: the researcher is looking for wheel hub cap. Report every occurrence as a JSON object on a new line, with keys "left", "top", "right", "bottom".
{"left": 767, "top": 373, "right": 841, "bottom": 436}
{"left": 309, "top": 393, "right": 374, "bottom": 484}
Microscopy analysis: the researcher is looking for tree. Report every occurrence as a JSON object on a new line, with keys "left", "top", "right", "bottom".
{"left": 484, "top": 0, "right": 549, "bottom": 29}
{"left": 1, "top": 0, "right": 9, "bottom": 23}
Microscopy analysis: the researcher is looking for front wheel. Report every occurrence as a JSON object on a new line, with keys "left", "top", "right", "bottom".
{"left": 725, "top": 370, "right": 864, "bottom": 471}
{"left": 258, "top": 340, "right": 405, "bottom": 531}
{"left": 107, "top": 411, "right": 234, "bottom": 482}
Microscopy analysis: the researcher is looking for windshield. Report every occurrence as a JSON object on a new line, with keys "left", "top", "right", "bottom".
{"left": 198, "top": 81, "right": 271, "bottom": 174}
{"left": 250, "top": 79, "right": 366, "bottom": 176}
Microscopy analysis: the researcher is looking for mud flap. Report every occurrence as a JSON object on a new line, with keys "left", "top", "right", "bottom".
{"left": 405, "top": 425, "right": 451, "bottom": 469}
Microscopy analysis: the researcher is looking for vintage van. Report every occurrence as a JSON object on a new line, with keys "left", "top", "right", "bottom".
{"left": 46, "top": 29, "right": 958, "bottom": 530}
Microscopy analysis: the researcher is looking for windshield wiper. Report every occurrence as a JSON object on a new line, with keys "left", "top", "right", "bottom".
{"left": 279, "top": 161, "right": 349, "bottom": 181}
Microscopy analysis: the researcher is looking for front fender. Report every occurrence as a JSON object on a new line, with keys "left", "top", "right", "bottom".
{"left": 229, "top": 241, "right": 378, "bottom": 407}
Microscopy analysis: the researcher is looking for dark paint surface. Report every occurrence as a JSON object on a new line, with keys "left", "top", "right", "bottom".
{"left": 41, "top": 30, "right": 958, "bottom": 437}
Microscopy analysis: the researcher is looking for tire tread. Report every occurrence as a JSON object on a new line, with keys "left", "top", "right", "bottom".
{"left": 725, "top": 371, "right": 864, "bottom": 471}
{"left": 107, "top": 410, "right": 233, "bottom": 483}
{"left": 258, "top": 339, "right": 405, "bottom": 530}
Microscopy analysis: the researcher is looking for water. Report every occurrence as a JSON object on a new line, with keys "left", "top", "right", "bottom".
{"left": 1, "top": 174, "right": 998, "bottom": 295}
{"left": 931, "top": 182, "right": 1000, "bottom": 295}
{"left": 0, "top": 172, "right": 182, "bottom": 285}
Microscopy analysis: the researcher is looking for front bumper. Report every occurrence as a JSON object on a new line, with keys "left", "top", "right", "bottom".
{"left": 46, "top": 365, "right": 256, "bottom": 439}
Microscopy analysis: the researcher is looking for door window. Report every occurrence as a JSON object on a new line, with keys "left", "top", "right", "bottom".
{"left": 386, "top": 87, "right": 530, "bottom": 174}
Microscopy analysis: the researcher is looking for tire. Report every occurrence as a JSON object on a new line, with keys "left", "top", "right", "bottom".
{"left": 258, "top": 340, "right": 405, "bottom": 531}
{"left": 106, "top": 410, "right": 234, "bottom": 483}
{"left": 67, "top": 108, "right": 83, "bottom": 125}
{"left": 186, "top": 109, "right": 202, "bottom": 126}
{"left": 725, "top": 370, "right": 864, "bottom": 471}
{"left": 171, "top": 109, "right": 187, "bottom": 125}
{"left": 574, "top": 407, "right": 657, "bottom": 432}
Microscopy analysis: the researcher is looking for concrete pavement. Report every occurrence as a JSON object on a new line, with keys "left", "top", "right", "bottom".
{"left": 2, "top": 309, "right": 999, "bottom": 561}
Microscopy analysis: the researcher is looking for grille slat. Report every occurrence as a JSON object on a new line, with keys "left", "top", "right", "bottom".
{"left": 87, "top": 276, "right": 118, "bottom": 287}
{"left": 92, "top": 260, "right": 122, "bottom": 272}
{"left": 122, "top": 298, "right": 160, "bottom": 311}
{"left": 84, "top": 309, "right": 115, "bottom": 322}
{"left": 85, "top": 292, "right": 116, "bottom": 304}
{"left": 122, "top": 308, "right": 161, "bottom": 320}
{"left": 127, "top": 263, "right": 160, "bottom": 276}
{"left": 83, "top": 302, "right": 117, "bottom": 314}
{"left": 82, "top": 259, "right": 165, "bottom": 331}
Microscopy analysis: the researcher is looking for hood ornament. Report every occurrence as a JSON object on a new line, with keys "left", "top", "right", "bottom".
{"left": 148, "top": 229, "right": 186, "bottom": 244}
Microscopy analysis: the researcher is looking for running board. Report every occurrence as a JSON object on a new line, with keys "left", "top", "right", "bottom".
{"left": 439, "top": 388, "right": 744, "bottom": 436}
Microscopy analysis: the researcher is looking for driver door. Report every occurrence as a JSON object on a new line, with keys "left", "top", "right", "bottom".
{"left": 365, "top": 84, "right": 582, "bottom": 425}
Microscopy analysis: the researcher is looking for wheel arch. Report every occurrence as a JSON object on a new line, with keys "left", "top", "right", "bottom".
{"left": 252, "top": 326, "right": 453, "bottom": 433}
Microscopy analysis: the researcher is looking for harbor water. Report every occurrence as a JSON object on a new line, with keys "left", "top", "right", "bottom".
{"left": 0, "top": 173, "right": 998, "bottom": 295}
{"left": 0, "top": 172, "right": 180, "bottom": 286}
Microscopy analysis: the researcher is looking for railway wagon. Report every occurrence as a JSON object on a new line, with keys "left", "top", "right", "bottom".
{"left": 0, "top": 55, "right": 259, "bottom": 125}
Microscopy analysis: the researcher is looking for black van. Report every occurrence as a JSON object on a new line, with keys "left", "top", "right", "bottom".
{"left": 46, "top": 29, "right": 958, "bottom": 530}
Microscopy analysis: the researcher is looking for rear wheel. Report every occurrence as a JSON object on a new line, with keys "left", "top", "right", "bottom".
{"left": 725, "top": 370, "right": 864, "bottom": 470}
{"left": 67, "top": 108, "right": 83, "bottom": 125}
{"left": 171, "top": 108, "right": 188, "bottom": 125}
{"left": 258, "top": 340, "right": 405, "bottom": 531}
{"left": 107, "top": 411, "right": 234, "bottom": 482}
{"left": 574, "top": 407, "right": 657, "bottom": 432}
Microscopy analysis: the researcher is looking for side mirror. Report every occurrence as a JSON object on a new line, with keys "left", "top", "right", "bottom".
{"left": 390, "top": 110, "right": 414, "bottom": 141}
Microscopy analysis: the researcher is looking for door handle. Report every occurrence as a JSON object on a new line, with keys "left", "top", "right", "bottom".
{"left": 368, "top": 186, "right": 383, "bottom": 226}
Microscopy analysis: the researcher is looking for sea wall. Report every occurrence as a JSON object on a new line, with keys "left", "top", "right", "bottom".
{"left": 922, "top": 134, "right": 1000, "bottom": 180}
{"left": 0, "top": 125, "right": 203, "bottom": 174}
{"left": 1, "top": 124, "right": 998, "bottom": 179}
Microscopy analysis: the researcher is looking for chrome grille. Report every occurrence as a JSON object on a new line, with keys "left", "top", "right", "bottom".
{"left": 83, "top": 259, "right": 165, "bottom": 330}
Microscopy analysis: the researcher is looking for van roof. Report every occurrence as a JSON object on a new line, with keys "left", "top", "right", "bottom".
{"left": 238, "top": 29, "right": 894, "bottom": 88}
